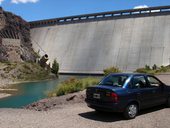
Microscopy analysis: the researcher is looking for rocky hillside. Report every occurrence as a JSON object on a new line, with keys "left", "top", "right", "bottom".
{"left": 0, "top": 7, "right": 37, "bottom": 62}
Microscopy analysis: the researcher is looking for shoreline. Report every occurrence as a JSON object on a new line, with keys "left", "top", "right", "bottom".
{"left": 0, "top": 93, "right": 11, "bottom": 99}
{"left": 0, "top": 77, "right": 57, "bottom": 87}
{"left": 0, "top": 78, "right": 57, "bottom": 99}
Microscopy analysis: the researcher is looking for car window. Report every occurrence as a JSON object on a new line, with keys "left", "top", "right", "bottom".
{"left": 132, "top": 76, "right": 147, "bottom": 89}
{"left": 99, "top": 75, "right": 128, "bottom": 87}
{"left": 147, "top": 76, "right": 161, "bottom": 87}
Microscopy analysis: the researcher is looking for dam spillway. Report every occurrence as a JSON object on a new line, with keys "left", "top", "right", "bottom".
{"left": 30, "top": 6, "right": 170, "bottom": 74}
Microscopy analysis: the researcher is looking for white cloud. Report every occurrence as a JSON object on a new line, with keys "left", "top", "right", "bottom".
{"left": 11, "top": 0, "right": 39, "bottom": 4}
{"left": 134, "top": 5, "right": 149, "bottom": 9}
{"left": 0, "top": 0, "right": 4, "bottom": 4}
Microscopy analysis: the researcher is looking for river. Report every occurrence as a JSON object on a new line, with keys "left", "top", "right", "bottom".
{"left": 0, "top": 75, "right": 87, "bottom": 108}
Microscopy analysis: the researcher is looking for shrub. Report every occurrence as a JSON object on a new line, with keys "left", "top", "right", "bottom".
{"left": 152, "top": 64, "right": 158, "bottom": 70}
{"left": 135, "top": 64, "right": 170, "bottom": 75}
{"left": 135, "top": 68, "right": 148, "bottom": 73}
{"left": 103, "top": 66, "right": 121, "bottom": 76}
{"left": 51, "top": 59, "right": 59, "bottom": 77}
{"left": 158, "top": 65, "right": 170, "bottom": 73}
{"left": 145, "top": 65, "right": 151, "bottom": 70}
{"left": 48, "top": 77, "right": 100, "bottom": 97}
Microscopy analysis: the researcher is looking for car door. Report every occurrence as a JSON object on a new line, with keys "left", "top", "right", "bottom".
{"left": 146, "top": 75, "right": 167, "bottom": 105}
{"left": 132, "top": 75, "right": 155, "bottom": 109}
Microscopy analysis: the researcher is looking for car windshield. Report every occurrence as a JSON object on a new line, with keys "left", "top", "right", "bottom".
{"left": 99, "top": 74, "right": 129, "bottom": 87}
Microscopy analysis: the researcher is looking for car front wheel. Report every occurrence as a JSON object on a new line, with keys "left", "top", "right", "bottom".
{"left": 124, "top": 104, "right": 138, "bottom": 119}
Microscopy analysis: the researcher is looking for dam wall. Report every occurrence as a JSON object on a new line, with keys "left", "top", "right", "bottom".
{"left": 30, "top": 6, "right": 170, "bottom": 74}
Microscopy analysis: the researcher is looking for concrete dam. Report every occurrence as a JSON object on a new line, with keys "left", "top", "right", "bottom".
{"left": 30, "top": 6, "right": 170, "bottom": 74}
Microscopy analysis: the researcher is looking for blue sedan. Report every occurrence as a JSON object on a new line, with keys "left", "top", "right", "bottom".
{"left": 85, "top": 73, "right": 170, "bottom": 119}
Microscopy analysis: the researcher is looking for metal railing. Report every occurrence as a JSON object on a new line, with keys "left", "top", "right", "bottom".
{"left": 29, "top": 5, "right": 170, "bottom": 28}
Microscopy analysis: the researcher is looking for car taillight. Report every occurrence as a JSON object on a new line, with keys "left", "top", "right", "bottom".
{"left": 111, "top": 92, "right": 119, "bottom": 103}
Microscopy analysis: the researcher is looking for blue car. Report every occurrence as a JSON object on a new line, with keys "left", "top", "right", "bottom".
{"left": 85, "top": 73, "right": 170, "bottom": 119}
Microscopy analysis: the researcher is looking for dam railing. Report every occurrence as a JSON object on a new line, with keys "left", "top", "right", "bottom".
{"left": 29, "top": 5, "right": 170, "bottom": 28}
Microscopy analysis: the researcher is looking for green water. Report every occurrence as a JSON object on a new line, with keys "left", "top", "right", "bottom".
{"left": 0, "top": 75, "right": 76, "bottom": 108}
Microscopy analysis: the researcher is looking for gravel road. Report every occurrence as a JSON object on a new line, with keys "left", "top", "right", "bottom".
{"left": 0, "top": 103, "right": 170, "bottom": 128}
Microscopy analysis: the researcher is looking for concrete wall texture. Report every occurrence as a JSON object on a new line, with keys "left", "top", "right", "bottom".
{"left": 30, "top": 13, "right": 170, "bottom": 74}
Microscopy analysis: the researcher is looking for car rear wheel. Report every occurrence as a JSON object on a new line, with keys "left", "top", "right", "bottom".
{"left": 124, "top": 104, "right": 138, "bottom": 119}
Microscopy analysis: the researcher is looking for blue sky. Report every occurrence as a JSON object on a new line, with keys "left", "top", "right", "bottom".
{"left": 0, "top": 0, "right": 170, "bottom": 21}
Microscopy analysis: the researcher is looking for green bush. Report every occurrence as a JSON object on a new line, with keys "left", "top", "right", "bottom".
{"left": 103, "top": 66, "right": 121, "bottom": 76}
{"left": 135, "top": 64, "right": 170, "bottom": 75}
{"left": 48, "top": 77, "right": 100, "bottom": 97}
{"left": 152, "top": 64, "right": 158, "bottom": 70}
{"left": 135, "top": 68, "right": 155, "bottom": 74}
{"left": 145, "top": 65, "right": 151, "bottom": 70}
{"left": 158, "top": 66, "right": 167, "bottom": 72}
{"left": 51, "top": 59, "right": 59, "bottom": 77}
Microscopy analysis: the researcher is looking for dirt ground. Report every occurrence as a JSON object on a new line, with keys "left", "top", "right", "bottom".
{"left": 0, "top": 103, "right": 170, "bottom": 128}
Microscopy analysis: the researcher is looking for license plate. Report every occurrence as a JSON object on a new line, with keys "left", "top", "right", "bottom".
{"left": 93, "top": 93, "right": 100, "bottom": 99}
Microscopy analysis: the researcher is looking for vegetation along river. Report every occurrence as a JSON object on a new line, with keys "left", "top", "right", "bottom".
{"left": 0, "top": 75, "right": 89, "bottom": 108}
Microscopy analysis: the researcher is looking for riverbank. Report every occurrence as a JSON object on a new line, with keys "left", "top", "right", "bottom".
{"left": 0, "top": 78, "right": 57, "bottom": 88}
{"left": 25, "top": 90, "right": 86, "bottom": 111}
{"left": 0, "top": 93, "right": 11, "bottom": 99}
{"left": 0, "top": 76, "right": 56, "bottom": 99}
{"left": 0, "top": 62, "right": 56, "bottom": 99}
{"left": 0, "top": 78, "right": 18, "bottom": 99}
{"left": 0, "top": 62, "right": 55, "bottom": 87}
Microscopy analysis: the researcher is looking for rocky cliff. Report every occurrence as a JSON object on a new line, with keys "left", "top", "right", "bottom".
{"left": 0, "top": 7, "right": 36, "bottom": 62}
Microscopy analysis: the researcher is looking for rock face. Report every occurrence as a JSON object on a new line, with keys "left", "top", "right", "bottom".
{"left": 0, "top": 7, "right": 36, "bottom": 62}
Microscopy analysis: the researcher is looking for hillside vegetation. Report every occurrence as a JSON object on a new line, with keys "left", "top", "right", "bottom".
{"left": 0, "top": 62, "right": 53, "bottom": 84}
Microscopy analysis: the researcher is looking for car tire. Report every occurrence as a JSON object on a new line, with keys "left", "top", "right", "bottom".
{"left": 167, "top": 97, "right": 170, "bottom": 107}
{"left": 123, "top": 104, "right": 138, "bottom": 119}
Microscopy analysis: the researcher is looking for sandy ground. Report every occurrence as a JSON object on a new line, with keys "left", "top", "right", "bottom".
{"left": 0, "top": 93, "right": 11, "bottom": 99}
{"left": 0, "top": 77, "right": 18, "bottom": 98}
{"left": 0, "top": 103, "right": 170, "bottom": 128}
{"left": 0, "top": 78, "right": 14, "bottom": 88}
